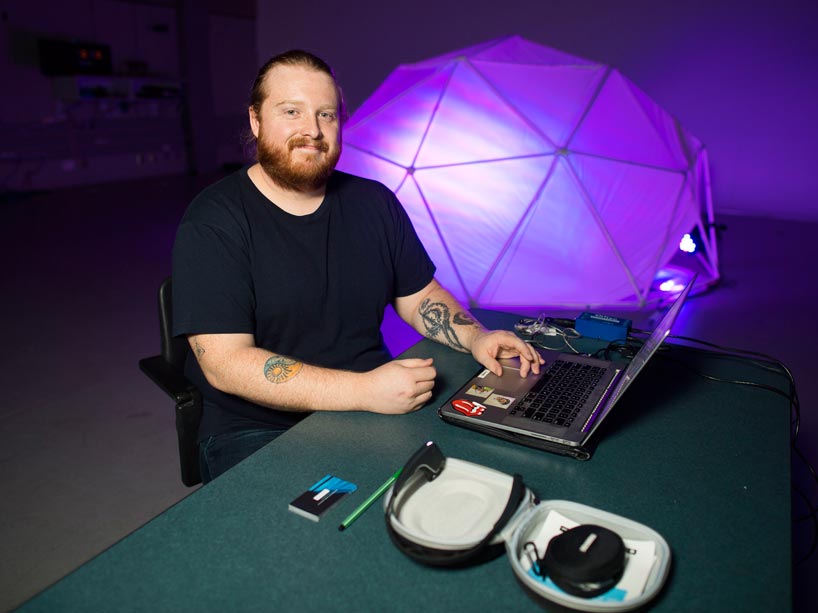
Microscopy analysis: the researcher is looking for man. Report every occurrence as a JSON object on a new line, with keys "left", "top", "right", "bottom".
{"left": 172, "top": 49, "right": 542, "bottom": 483}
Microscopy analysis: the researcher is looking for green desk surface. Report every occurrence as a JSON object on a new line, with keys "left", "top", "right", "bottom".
{"left": 20, "top": 311, "right": 791, "bottom": 612}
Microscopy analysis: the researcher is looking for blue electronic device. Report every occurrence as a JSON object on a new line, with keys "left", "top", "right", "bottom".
{"left": 575, "top": 312, "right": 632, "bottom": 342}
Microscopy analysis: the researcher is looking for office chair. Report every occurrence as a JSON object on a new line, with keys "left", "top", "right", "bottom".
{"left": 138, "top": 276, "right": 202, "bottom": 486}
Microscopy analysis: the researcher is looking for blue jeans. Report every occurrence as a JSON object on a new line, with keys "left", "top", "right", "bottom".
{"left": 199, "top": 427, "right": 288, "bottom": 483}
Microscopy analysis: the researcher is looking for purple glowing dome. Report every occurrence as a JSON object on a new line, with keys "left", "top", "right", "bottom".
{"left": 337, "top": 35, "right": 718, "bottom": 309}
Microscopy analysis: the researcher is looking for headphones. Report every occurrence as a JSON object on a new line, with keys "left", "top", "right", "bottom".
{"left": 384, "top": 442, "right": 528, "bottom": 568}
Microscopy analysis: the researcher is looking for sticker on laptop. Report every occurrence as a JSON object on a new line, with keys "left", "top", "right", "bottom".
{"left": 466, "top": 384, "right": 494, "bottom": 398}
{"left": 485, "top": 393, "right": 515, "bottom": 409}
{"left": 451, "top": 399, "right": 486, "bottom": 417}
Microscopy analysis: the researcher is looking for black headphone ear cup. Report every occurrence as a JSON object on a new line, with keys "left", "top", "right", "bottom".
{"left": 542, "top": 524, "right": 625, "bottom": 598}
{"left": 385, "top": 473, "right": 527, "bottom": 568}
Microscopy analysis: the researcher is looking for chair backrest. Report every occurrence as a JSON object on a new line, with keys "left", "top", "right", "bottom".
{"left": 140, "top": 276, "right": 202, "bottom": 487}
{"left": 158, "top": 277, "right": 190, "bottom": 369}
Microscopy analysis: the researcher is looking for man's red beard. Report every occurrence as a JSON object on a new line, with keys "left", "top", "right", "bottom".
{"left": 257, "top": 134, "right": 341, "bottom": 193}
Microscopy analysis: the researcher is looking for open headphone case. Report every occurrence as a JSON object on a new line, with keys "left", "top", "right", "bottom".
{"left": 383, "top": 442, "right": 671, "bottom": 612}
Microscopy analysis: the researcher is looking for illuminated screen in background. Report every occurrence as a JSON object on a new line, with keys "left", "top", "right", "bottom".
{"left": 337, "top": 36, "right": 719, "bottom": 309}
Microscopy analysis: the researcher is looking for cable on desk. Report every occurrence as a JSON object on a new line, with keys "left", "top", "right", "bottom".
{"left": 654, "top": 335, "right": 817, "bottom": 565}
{"left": 516, "top": 315, "right": 583, "bottom": 355}
{"left": 592, "top": 340, "right": 641, "bottom": 361}
{"left": 666, "top": 336, "right": 801, "bottom": 439}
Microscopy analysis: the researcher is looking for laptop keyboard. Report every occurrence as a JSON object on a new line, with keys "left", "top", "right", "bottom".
{"left": 509, "top": 360, "right": 607, "bottom": 427}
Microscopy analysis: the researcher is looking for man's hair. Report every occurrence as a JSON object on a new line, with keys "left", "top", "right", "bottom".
{"left": 248, "top": 49, "right": 347, "bottom": 122}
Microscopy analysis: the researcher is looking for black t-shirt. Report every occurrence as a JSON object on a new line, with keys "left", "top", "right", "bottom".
{"left": 172, "top": 167, "right": 436, "bottom": 440}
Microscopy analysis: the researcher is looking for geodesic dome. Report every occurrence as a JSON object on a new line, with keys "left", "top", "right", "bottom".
{"left": 337, "top": 35, "right": 718, "bottom": 309}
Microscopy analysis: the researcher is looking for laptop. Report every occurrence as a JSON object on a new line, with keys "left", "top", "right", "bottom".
{"left": 438, "top": 276, "right": 695, "bottom": 460}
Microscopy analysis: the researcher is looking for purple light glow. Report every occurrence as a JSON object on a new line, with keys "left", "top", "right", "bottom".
{"left": 659, "top": 279, "right": 686, "bottom": 293}
{"left": 337, "top": 36, "right": 719, "bottom": 309}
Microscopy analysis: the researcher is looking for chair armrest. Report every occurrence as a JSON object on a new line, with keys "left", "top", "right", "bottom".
{"left": 139, "top": 355, "right": 197, "bottom": 403}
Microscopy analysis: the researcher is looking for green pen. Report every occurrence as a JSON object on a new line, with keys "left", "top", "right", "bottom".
{"left": 338, "top": 468, "right": 402, "bottom": 531}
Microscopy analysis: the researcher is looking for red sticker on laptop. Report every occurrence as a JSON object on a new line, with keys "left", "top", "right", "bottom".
{"left": 452, "top": 399, "right": 486, "bottom": 417}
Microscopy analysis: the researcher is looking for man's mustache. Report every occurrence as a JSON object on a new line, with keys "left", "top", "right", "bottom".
{"left": 288, "top": 137, "right": 329, "bottom": 152}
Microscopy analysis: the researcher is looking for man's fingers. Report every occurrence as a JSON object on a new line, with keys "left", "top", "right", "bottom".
{"left": 409, "top": 391, "right": 434, "bottom": 412}
{"left": 523, "top": 346, "right": 543, "bottom": 375}
{"left": 395, "top": 357, "right": 434, "bottom": 367}
{"left": 414, "top": 378, "right": 435, "bottom": 395}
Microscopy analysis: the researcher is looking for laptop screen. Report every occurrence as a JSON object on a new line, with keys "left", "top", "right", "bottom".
{"left": 584, "top": 276, "right": 696, "bottom": 437}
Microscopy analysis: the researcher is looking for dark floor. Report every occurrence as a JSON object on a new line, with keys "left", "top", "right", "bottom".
{"left": 1, "top": 172, "right": 816, "bottom": 611}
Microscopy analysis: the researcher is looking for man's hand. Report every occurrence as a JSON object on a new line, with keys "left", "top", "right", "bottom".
{"left": 362, "top": 358, "right": 437, "bottom": 414}
{"left": 471, "top": 330, "right": 544, "bottom": 378}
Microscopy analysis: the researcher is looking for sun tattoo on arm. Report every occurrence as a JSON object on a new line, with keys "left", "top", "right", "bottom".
{"left": 419, "top": 299, "right": 476, "bottom": 352}
{"left": 263, "top": 355, "right": 303, "bottom": 384}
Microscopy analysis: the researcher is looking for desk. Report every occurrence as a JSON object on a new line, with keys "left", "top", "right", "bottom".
{"left": 20, "top": 310, "right": 791, "bottom": 611}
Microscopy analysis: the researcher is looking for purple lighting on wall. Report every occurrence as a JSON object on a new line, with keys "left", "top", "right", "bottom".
{"left": 337, "top": 36, "right": 719, "bottom": 309}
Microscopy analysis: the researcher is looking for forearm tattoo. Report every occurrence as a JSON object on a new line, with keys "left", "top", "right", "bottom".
{"left": 419, "top": 299, "right": 476, "bottom": 352}
{"left": 264, "top": 355, "right": 303, "bottom": 384}
{"left": 193, "top": 339, "right": 206, "bottom": 359}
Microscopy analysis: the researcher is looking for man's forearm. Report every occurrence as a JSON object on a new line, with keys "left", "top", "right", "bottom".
{"left": 195, "top": 340, "right": 368, "bottom": 413}
{"left": 409, "top": 285, "right": 488, "bottom": 354}
{"left": 395, "top": 279, "right": 543, "bottom": 378}
{"left": 189, "top": 333, "right": 436, "bottom": 416}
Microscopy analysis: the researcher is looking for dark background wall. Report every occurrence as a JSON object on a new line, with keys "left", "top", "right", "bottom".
{"left": 255, "top": 0, "right": 818, "bottom": 221}
{"left": 2, "top": 0, "right": 815, "bottom": 220}
{"left": 0, "top": 0, "right": 256, "bottom": 190}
